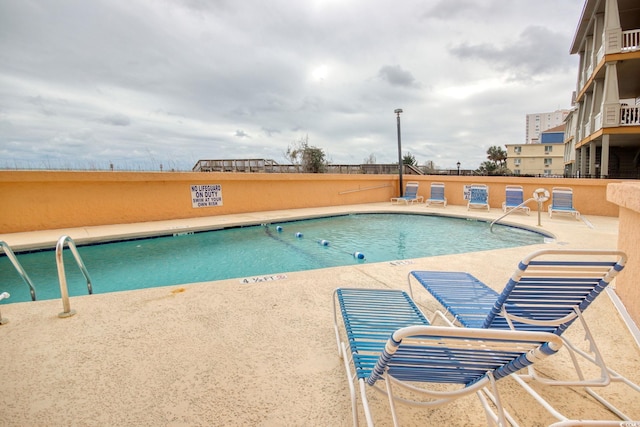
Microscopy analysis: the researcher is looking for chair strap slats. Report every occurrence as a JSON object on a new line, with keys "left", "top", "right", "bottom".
{"left": 337, "top": 288, "right": 430, "bottom": 378}
{"left": 411, "top": 250, "right": 626, "bottom": 335}
{"left": 366, "top": 330, "right": 559, "bottom": 387}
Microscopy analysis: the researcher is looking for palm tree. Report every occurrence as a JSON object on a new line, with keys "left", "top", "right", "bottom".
{"left": 487, "top": 146, "right": 507, "bottom": 167}
{"left": 477, "top": 146, "right": 510, "bottom": 175}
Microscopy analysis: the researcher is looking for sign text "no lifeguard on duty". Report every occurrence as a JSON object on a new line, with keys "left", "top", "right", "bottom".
{"left": 191, "top": 184, "right": 223, "bottom": 208}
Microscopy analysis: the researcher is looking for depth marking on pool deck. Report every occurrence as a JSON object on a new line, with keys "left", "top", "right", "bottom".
{"left": 389, "top": 260, "right": 415, "bottom": 266}
{"left": 240, "top": 274, "right": 288, "bottom": 284}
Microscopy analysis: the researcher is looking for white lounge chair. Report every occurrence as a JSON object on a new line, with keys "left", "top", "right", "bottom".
{"left": 467, "top": 184, "right": 490, "bottom": 211}
{"left": 333, "top": 288, "right": 564, "bottom": 426}
{"left": 502, "top": 185, "right": 530, "bottom": 215}
{"left": 425, "top": 182, "right": 447, "bottom": 207}
{"left": 407, "top": 249, "right": 640, "bottom": 422}
{"left": 391, "top": 181, "right": 423, "bottom": 205}
{"left": 548, "top": 187, "right": 580, "bottom": 219}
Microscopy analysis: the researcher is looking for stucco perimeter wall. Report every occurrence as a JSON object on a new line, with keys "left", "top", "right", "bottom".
{"left": 0, "top": 171, "right": 622, "bottom": 233}
{"left": 0, "top": 171, "right": 394, "bottom": 233}
{"left": 607, "top": 181, "right": 640, "bottom": 326}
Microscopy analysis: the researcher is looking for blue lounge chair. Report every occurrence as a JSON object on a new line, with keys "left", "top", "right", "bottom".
{"left": 502, "top": 185, "right": 530, "bottom": 215}
{"left": 548, "top": 187, "right": 580, "bottom": 219}
{"left": 391, "top": 181, "right": 423, "bottom": 205}
{"left": 333, "top": 287, "right": 564, "bottom": 426}
{"left": 467, "top": 184, "right": 490, "bottom": 211}
{"left": 407, "top": 249, "right": 640, "bottom": 421}
{"left": 425, "top": 182, "right": 447, "bottom": 207}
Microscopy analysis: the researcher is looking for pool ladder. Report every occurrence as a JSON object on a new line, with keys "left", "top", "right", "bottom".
{"left": 0, "top": 291, "right": 10, "bottom": 324}
{"left": 56, "top": 235, "right": 93, "bottom": 318}
{"left": 0, "top": 237, "right": 92, "bottom": 319}
{"left": 1, "top": 240, "right": 37, "bottom": 301}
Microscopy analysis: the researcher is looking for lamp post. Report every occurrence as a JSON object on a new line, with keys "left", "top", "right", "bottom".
{"left": 456, "top": 161, "right": 461, "bottom": 176}
{"left": 395, "top": 108, "right": 403, "bottom": 196}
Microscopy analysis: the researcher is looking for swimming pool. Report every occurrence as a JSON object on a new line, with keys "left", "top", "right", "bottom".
{"left": 1, "top": 213, "right": 548, "bottom": 303}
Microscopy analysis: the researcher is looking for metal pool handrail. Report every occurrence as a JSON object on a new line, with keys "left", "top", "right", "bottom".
{"left": 56, "top": 235, "right": 93, "bottom": 318}
{"left": 0, "top": 240, "right": 37, "bottom": 301}
{"left": 490, "top": 198, "right": 537, "bottom": 232}
{"left": 490, "top": 188, "right": 550, "bottom": 232}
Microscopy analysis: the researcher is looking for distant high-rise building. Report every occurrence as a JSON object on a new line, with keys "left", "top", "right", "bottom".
{"left": 525, "top": 109, "right": 570, "bottom": 144}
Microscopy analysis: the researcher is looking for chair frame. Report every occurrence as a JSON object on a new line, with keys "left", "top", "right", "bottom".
{"left": 407, "top": 249, "right": 640, "bottom": 422}
{"left": 333, "top": 287, "right": 565, "bottom": 426}
{"left": 548, "top": 186, "right": 580, "bottom": 219}
{"left": 467, "top": 184, "right": 490, "bottom": 211}
{"left": 425, "top": 182, "right": 447, "bottom": 207}
{"left": 391, "top": 181, "right": 424, "bottom": 205}
{"left": 502, "top": 185, "right": 530, "bottom": 215}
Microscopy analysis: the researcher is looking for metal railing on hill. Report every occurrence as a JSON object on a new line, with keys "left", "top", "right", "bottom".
{"left": 191, "top": 159, "right": 474, "bottom": 175}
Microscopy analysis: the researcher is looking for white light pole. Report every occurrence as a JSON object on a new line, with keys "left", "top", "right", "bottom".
{"left": 395, "top": 108, "right": 403, "bottom": 196}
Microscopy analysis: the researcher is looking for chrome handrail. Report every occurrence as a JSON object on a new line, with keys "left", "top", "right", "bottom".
{"left": 490, "top": 198, "right": 538, "bottom": 232}
{"left": 56, "top": 235, "right": 93, "bottom": 318}
{"left": 0, "top": 241, "right": 37, "bottom": 301}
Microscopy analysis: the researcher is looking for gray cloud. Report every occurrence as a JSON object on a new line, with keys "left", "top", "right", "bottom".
{"left": 424, "top": 0, "right": 484, "bottom": 20}
{"left": 378, "top": 65, "right": 419, "bottom": 88}
{"left": 28, "top": 96, "right": 57, "bottom": 117}
{"left": 100, "top": 114, "right": 131, "bottom": 126}
{"left": 262, "top": 127, "right": 280, "bottom": 137}
{"left": 449, "top": 25, "right": 576, "bottom": 81}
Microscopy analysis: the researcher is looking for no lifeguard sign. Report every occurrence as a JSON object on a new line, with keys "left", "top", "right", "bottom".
{"left": 191, "top": 184, "right": 223, "bottom": 208}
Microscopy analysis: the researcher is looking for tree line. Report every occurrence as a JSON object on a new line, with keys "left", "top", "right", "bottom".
{"left": 286, "top": 136, "right": 509, "bottom": 175}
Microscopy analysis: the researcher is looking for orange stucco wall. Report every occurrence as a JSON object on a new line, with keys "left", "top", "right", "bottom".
{"left": 607, "top": 181, "right": 640, "bottom": 326}
{"left": 0, "top": 171, "right": 622, "bottom": 233}
{"left": 0, "top": 171, "right": 397, "bottom": 233}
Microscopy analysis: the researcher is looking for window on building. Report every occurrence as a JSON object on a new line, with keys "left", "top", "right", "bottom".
{"left": 514, "top": 146, "right": 521, "bottom": 154}
{"left": 514, "top": 169, "right": 521, "bottom": 175}
{"left": 544, "top": 169, "right": 552, "bottom": 175}
{"left": 514, "top": 159, "right": 521, "bottom": 166}
{"left": 544, "top": 158, "right": 552, "bottom": 166}
{"left": 545, "top": 146, "right": 553, "bottom": 153}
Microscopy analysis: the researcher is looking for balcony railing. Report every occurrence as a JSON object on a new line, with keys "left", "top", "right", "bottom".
{"left": 596, "top": 44, "right": 604, "bottom": 63}
{"left": 594, "top": 112, "right": 603, "bottom": 130}
{"left": 622, "top": 29, "right": 640, "bottom": 52}
{"left": 620, "top": 105, "right": 640, "bottom": 125}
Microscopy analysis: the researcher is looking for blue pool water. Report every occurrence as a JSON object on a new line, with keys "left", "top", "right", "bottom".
{"left": 1, "top": 213, "right": 547, "bottom": 303}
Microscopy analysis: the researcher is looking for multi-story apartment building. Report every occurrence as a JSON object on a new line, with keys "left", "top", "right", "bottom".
{"left": 565, "top": 0, "right": 640, "bottom": 178}
{"left": 525, "top": 110, "right": 570, "bottom": 144}
{"left": 507, "top": 125, "right": 566, "bottom": 176}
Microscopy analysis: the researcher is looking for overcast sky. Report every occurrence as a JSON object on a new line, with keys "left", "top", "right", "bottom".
{"left": 0, "top": 0, "right": 585, "bottom": 172}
